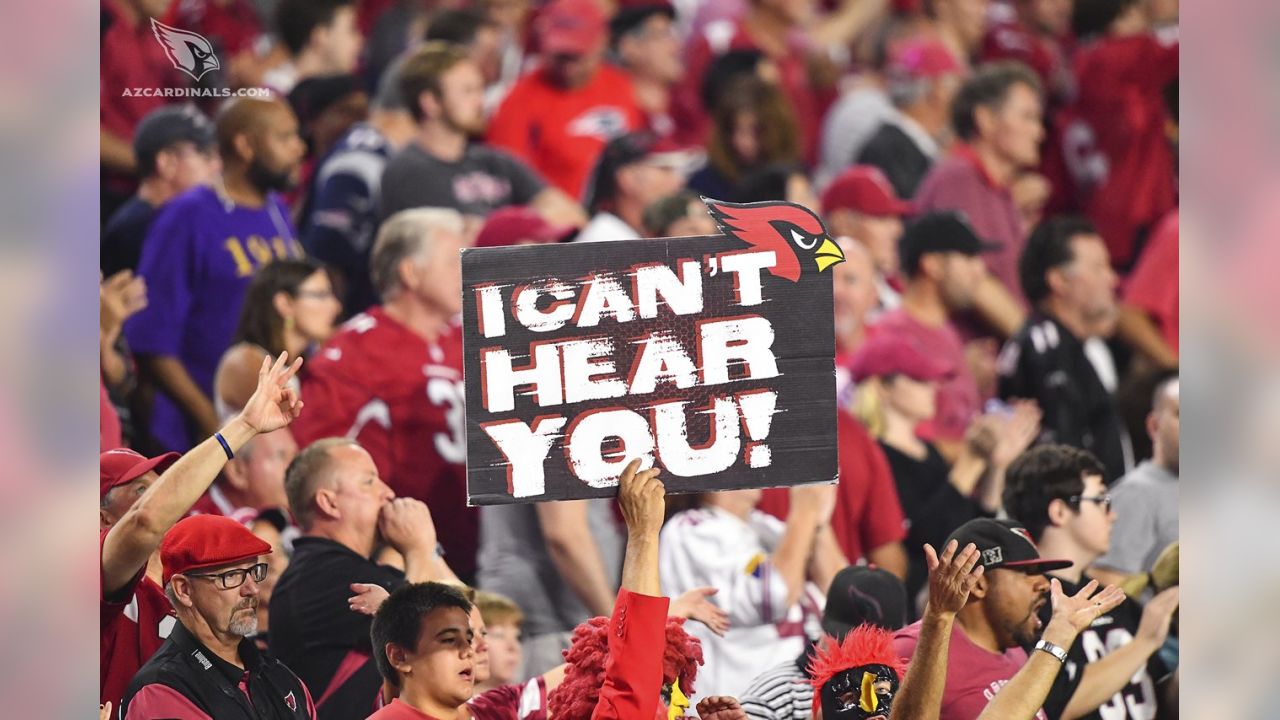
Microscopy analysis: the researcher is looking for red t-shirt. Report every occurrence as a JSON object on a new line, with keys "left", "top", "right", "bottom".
{"left": 101, "top": 0, "right": 185, "bottom": 141}
{"left": 487, "top": 65, "right": 644, "bottom": 199}
{"left": 469, "top": 677, "right": 548, "bottom": 719}
{"left": 757, "top": 412, "right": 907, "bottom": 562}
{"left": 291, "top": 307, "right": 476, "bottom": 578}
{"left": 367, "top": 698, "right": 444, "bottom": 720}
{"left": 1073, "top": 34, "right": 1179, "bottom": 269}
{"left": 1122, "top": 210, "right": 1179, "bottom": 353}
{"left": 870, "top": 310, "right": 981, "bottom": 442}
{"left": 100, "top": 529, "right": 178, "bottom": 708}
{"left": 165, "top": 0, "right": 263, "bottom": 56}
{"left": 892, "top": 620, "right": 1048, "bottom": 720}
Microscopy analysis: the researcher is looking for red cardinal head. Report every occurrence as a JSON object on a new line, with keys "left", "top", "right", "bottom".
{"left": 703, "top": 198, "right": 846, "bottom": 282}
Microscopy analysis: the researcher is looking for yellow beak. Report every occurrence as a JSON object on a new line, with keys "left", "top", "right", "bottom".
{"left": 668, "top": 679, "right": 690, "bottom": 720}
{"left": 860, "top": 671, "right": 879, "bottom": 712}
{"left": 815, "top": 237, "right": 845, "bottom": 272}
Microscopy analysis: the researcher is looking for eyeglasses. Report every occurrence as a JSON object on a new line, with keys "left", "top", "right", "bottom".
{"left": 187, "top": 562, "right": 269, "bottom": 590}
{"left": 1069, "top": 494, "right": 1113, "bottom": 513}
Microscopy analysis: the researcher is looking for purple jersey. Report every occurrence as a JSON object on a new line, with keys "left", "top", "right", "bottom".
{"left": 125, "top": 185, "right": 302, "bottom": 451}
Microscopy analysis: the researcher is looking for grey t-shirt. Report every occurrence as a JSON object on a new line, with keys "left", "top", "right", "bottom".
{"left": 1095, "top": 460, "right": 1179, "bottom": 574}
{"left": 379, "top": 142, "right": 545, "bottom": 219}
{"left": 477, "top": 499, "right": 624, "bottom": 637}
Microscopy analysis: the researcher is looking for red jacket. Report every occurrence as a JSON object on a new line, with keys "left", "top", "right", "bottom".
{"left": 592, "top": 589, "right": 671, "bottom": 720}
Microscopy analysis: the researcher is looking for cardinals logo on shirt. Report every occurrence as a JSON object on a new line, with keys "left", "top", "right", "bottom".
{"left": 151, "top": 19, "right": 221, "bottom": 81}
{"left": 704, "top": 199, "right": 845, "bottom": 282}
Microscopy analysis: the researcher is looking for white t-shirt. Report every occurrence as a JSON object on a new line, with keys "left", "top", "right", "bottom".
{"left": 659, "top": 507, "right": 824, "bottom": 699}
{"left": 574, "top": 212, "right": 641, "bottom": 243}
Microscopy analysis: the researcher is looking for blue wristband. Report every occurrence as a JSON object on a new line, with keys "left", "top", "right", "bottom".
{"left": 215, "top": 432, "right": 234, "bottom": 460}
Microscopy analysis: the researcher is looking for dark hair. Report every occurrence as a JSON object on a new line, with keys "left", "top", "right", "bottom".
{"left": 398, "top": 42, "right": 472, "bottom": 123}
{"left": 276, "top": 0, "right": 356, "bottom": 56}
{"left": 642, "top": 190, "right": 700, "bottom": 236}
{"left": 1003, "top": 445, "right": 1107, "bottom": 541}
{"left": 233, "top": 259, "right": 328, "bottom": 356}
{"left": 950, "top": 61, "right": 1042, "bottom": 141}
{"left": 707, "top": 76, "right": 799, "bottom": 181}
{"left": 371, "top": 583, "right": 473, "bottom": 688}
{"left": 699, "top": 49, "right": 767, "bottom": 112}
{"left": 1072, "top": 0, "right": 1142, "bottom": 39}
{"left": 424, "top": 8, "right": 493, "bottom": 46}
{"left": 735, "top": 163, "right": 803, "bottom": 204}
{"left": 1019, "top": 215, "right": 1098, "bottom": 304}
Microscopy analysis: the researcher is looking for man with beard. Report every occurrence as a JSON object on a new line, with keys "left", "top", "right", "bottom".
{"left": 120, "top": 515, "right": 316, "bottom": 719}
{"left": 127, "top": 97, "right": 307, "bottom": 452}
{"left": 379, "top": 43, "right": 584, "bottom": 225}
{"left": 997, "top": 216, "right": 1130, "bottom": 481}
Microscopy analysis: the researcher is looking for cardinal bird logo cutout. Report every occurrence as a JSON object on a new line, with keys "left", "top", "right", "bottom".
{"left": 151, "top": 19, "right": 221, "bottom": 81}
{"left": 703, "top": 199, "right": 845, "bottom": 282}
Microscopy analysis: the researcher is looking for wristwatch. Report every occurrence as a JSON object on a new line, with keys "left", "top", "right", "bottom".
{"left": 1034, "top": 639, "right": 1068, "bottom": 664}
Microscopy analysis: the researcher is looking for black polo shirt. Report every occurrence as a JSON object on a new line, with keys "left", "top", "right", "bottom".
{"left": 269, "top": 536, "right": 407, "bottom": 720}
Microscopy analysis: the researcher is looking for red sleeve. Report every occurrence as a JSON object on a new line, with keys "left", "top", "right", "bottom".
{"left": 591, "top": 589, "right": 671, "bottom": 720}
{"left": 100, "top": 527, "right": 144, "bottom": 611}
{"left": 1122, "top": 213, "right": 1178, "bottom": 316}
{"left": 124, "top": 684, "right": 213, "bottom": 719}
{"left": 486, "top": 79, "right": 537, "bottom": 167}
{"left": 292, "top": 360, "right": 394, "bottom": 482}
{"left": 858, "top": 435, "right": 908, "bottom": 552}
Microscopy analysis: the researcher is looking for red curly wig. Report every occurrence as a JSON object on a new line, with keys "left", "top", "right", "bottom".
{"left": 806, "top": 624, "right": 909, "bottom": 718}
{"left": 547, "top": 615, "right": 704, "bottom": 720}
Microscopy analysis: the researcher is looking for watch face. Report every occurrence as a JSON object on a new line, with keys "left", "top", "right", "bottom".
{"left": 820, "top": 663, "right": 900, "bottom": 720}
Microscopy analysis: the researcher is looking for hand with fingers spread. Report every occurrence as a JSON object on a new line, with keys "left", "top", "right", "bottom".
{"left": 348, "top": 583, "right": 390, "bottom": 616}
{"left": 696, "top": 696, "right": 748, "bottom": 720}
{"left": 923, "top": 541, "right": 984, "bottom": 617}
{"left": 672, "top": 587, "right": 731, "bottom": 636}
{"left": 101, "top": 269, "right": 148, "bottom": 342}
{"left": 236, "top": 351, "right": 304, "bottom": 434}
{"left": 1041, "top": 578, "right": 1127, "bottom": 647}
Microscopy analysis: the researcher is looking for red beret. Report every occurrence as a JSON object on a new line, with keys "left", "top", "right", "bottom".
{"left": 100, "top": 448, "right": 180, "bottom": 500}
{"left": 161, "top": 515, "right": 272, "bottom": 587}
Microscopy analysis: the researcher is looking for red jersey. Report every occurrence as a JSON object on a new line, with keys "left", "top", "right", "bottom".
{"left": 757, "top": 412, "right": 907, "bottom": 563}
{"left": 1072, "top": 34, "right": 1178, "bottom": 269}
{"left": 101, "top": 0, "right": 185, "bottom": 141}
{"left": 100, "top": 529, "right": 178, "bottom": 708}
{"left": 487, "top": 65, "right": 645, "bottom": 199}
{"left": 1122, "top": 210, "right": 1179, "bottom": 353}
{"left": 291, "top": 307, "right": 476, "bottom": 578}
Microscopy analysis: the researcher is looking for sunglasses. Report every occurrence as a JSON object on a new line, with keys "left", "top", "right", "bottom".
{"left": 186, "top": 562, "right": 269, "bottom": 590}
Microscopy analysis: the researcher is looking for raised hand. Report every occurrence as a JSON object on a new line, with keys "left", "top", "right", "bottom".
{"left": 100, "top": 269, "right": 148, "bottom": 340}
{"left": 1043, "top": 578, "right": 1127, "bottom": 646}
{"left": 349, "top": 583, "right": 390, "bottom": 616}
{"left": 790, "top": 481, "right": 838, "bottom": 526}
{"left": 672, "top": 587, "right": 731, "bottom": 636}
{"left": 237, "top": 351, "right": 304, "bottom": 434}
{"left": 1135, "top": 586, "right": 1180, "bottom": 648}
{"left": 988, "top": 400, "right": 1042, "bottom": 468}
{"left": 618, "top": 458, "right": 665, "bottom": 539}
{"left": 923, "top": 541, "right": 984, "bottom": 616}
{"left": 696, "top": 696, "right": 747, "bottom": 720}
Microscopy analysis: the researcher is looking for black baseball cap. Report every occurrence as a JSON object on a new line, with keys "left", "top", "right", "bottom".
{"left": 899, "top": 210, "right": 1002, "bottom": 276}
{"left": 133, "top": 105, "right": 216, "bottom": 177}
{"left": 946, "top": 518, "right": 1073, "bottom": 574}
{"left": 583, "top": 131, "right": 698, "bottom": 212}
{"left": 822, "top": 565, "right": 908, "bottom": 638}
{"left": 608, "top": 1, "right": 675, "bottom": 46}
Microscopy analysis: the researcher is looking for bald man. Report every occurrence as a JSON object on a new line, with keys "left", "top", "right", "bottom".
{"left": 126, "top": 98, "right": 309, "bottom": 452}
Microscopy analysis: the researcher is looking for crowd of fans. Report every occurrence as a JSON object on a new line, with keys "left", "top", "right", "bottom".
{"left": 99, "top": 0, "right": 1180, "bottom": 717}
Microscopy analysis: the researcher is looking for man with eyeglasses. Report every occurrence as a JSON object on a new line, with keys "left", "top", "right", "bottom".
{"left": 120, "top": 515, "right": 316, "bottom": 719}
{"left": 1002, "top": 444, "right": 1181, "bottom": 720}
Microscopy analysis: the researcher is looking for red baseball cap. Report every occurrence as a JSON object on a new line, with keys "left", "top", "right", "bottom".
{"left": 538, "top": 0, "right": 607, "bottom": 56}
{"left": 100, "top": 447, "right": 180, "bottom": 500}
{"left": 475, "top": 206, "right": 578, "bottom": 248}
{"left": 161, "top": 514, "right": 273, "bottom": 587}
{"left": 848, "top": 332, "right": 952, "bottom": 383}
{"left": 821, "top": 166, "right": 913, "bottom": 217}
{"left": 887, "top": 38, "right": 964, "bottom": 79}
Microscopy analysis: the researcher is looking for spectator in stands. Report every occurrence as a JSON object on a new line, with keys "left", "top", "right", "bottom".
{"left": 102, "top": 105, "right": 219, "bottom": 277}
{"left": 915, "top": 61, "right": 1045, "bottom": 334}
{"left": 120, "top": 515, "right": 316, "bottom": 719}
{"left": 287, "top": 74, "right": 370, "bottom": 165}
{"left": 1003, "top": 444, "right": 1181, "bottom": 720}
{"left": 301, "top": 57, "right": 416, "bottom": 317}
{"left": 980, "top": 0, "right": 1075, "bottom": 101}
{"left": 850, "top": 332, "right": 1039, "bottom": 608}
{"left": 689, "top": 76, "right": 799, "bottom": 202}
{"left": 187, "top": 427, "right": 298, "bottom": 522}
{"left": 290, "top": 209, "right": 480, "bottom": 579}
{"left": 641, "top": 191, "right": 719, "bottom": 238}
{"left": 998, "top": 215, "right": 1130, "bottom": 481}
{"left": 487, "top": 0, "right": 646, "bottom": 199}
{"left": 424, "top": 8, "right": 505, "bottom": 94}
{"left": 214, "top": 259, "right": 340, "bottom": 418}
{"left": 265, "top": 0, "right": 364, "bottom": 94}
{"left": 472, "top": 591, "right": 525, "bottom": 693}
{"left": 930, "top": 0, "right": 991, "bottom": 64}
{"left": 126, "top": 97, "right": 306, "bottom": 453}
{"left": 830, "top": 239, "right": 881, "bottom": 387}
{"left": 380, "top": 43, "right": 584, "bottom": 224}
{"left": 820, "top": 166, "right": 911, "bottom": 313}
{"left": 610, "top": 2, "right": 683, "bottom": 136}
{"left": 1093, "top": 376, "right": 1179, "bottom": 585}
{"left": 856, "top": 39, "right": 964, "bottom": 199}
{"left": 100, "top": 353, "right": 302, "bottom": 709}
{"left": 1071, "top": 0, "right": 1179, "bottom": 271}
{"left": 738, "top": 565, "right": 907, "bottom": 720}
{"left": 271, "top": 438, "right": 458, "bottom": 720}
{"left": 577, "top": 131, "right": 691, "bottom": 243}
{"left": 1116, "top": 210, "right": 1179, "bottom": 370}
{"left": 478, "top": 0, "right": 536, "bottom": 109}
{"left": 659, "top": 481, "right": 845, "bottom": 698}
{"left": 890, "top": 517, "right": 1125, "bottom": 720}
{"left": 248, "top": 508, "right": 293, "bottom": 652}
